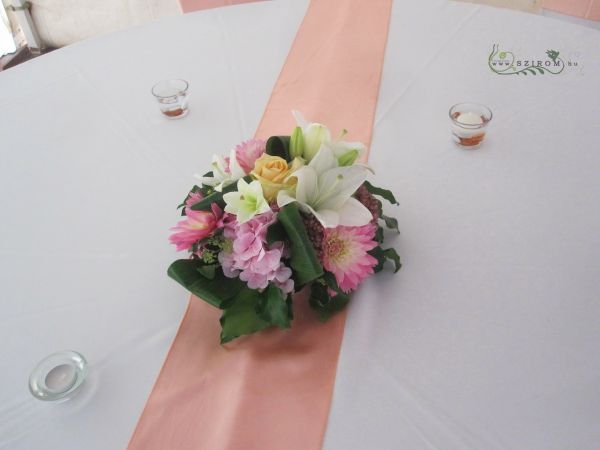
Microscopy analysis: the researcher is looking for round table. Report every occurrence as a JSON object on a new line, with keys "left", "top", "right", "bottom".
{"left": 1, "top": 1, "right": 599, "bottom": 448}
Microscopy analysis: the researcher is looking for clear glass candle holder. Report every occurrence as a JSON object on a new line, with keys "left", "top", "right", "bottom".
{"left": 29, "top": 351, "right": 88, "bottom": 401}
{"left": 151, "top": 79, "right": 189, "bottom": 119}
{"left": 449, "top": 103, "right": 493, "bottom": 148}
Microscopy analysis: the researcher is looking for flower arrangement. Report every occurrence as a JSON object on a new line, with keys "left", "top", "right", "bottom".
{"left": 168, "top": 112, "right": 400, "bottom": 343}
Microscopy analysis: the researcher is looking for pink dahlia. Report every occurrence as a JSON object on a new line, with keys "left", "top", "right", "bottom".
{"left": 169, "top": 204, "right": 221, "bottom": 252}
{"left": 322, "top": 224, "right": 378, "bottom": 293}
{"left": 235, "top": 139, "right": 266, "bottom": 174}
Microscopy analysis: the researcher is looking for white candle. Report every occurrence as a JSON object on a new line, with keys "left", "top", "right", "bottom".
{"left": 457, "top": 111, "right": 483, "bottom": 126}
{"left": 45, "top": 364, "right": 77, "bottom": 392}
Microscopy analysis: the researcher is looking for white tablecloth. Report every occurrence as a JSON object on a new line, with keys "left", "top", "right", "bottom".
{"left": 1, "top": 1, "right": 599, "bottom": 449}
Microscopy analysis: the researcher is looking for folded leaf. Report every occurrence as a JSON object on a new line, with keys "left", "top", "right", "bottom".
{"left": 266, "top": 222, "right": 287, "bottom": 246}
{"left": 167, "top": 259, "right": 244, "bottom": 308}
{"left": 265, "top": 136, "right": 292, "bottom": 162}
{"left": 277, "top": 203, "right": 324, "bottom": 285}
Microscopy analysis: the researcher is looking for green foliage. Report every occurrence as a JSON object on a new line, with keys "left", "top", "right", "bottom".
{"left": 374, "top": 226, "right": 384, "bottom": 244}
{"left": 220, "top": 285, "right": 292, "bottom": 344}
{"left": 167, "top": 259, "right": 244, "bottom": 308}
{"left": 381, "top": 214, "right": 399, "bottom": 233}
{"left": 277, "top": 203, "right": 324, "bottom": 285}
{"left": 220, "top": 288, "right": 269, "bottom": 344}
{"left": 368, "top": 246, "right": 401, "bottom": 273}
{"left": 266, "top": 221, "right": 287, "bottom": 246}
{"left": 256, "top": 284, "right": 292, "bottom": 329}
{"left": 364, "top": 181, "right": 399, "bottom": 205}
{"left": 309, "top": 273, "right": 350, "bottom": 322}
{"left": 265, "top": 135, "right": 292, "bottom": 162}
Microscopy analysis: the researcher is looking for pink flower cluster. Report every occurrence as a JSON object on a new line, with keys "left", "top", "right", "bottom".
{"left": 219, "top": 211, "right": 294, "bottom": 294}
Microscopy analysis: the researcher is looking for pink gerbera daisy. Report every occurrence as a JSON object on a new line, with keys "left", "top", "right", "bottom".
{"left": 322, "top": 224, "right": 378, "bottom": 293}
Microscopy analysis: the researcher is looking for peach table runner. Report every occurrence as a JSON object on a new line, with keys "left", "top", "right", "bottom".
{"left": 128, "top": 1, "right": 392, "bottom": 449}
{"left": 542, "top": 0, "right": 600, "bottom": 20}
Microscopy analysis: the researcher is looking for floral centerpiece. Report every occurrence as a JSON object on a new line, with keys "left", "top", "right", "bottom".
{"left": 168, "top": 112, "right": 400, "bottom": 343}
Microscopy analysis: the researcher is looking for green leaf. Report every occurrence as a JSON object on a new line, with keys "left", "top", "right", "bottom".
{"left": 265, "top": 136, "right": 291, "bottom": 162}
{"left": 256, "top": 284, "right": 291, "bottom": 329}
{"left": 374, "top": 226, "right": 384, "bottom": 244}
{"left": 289, "top": 127, "right": 304, "bottom": 159}
{"left": 381, "top": 214, "right": 399, "bottom": 233}
{"left": 277, "top": 203, "right": 324, "bottom": 285}
{"left": 309, "top": 281, "right": 350, "bottom": 322}
{"left": 266, "top": 221, "right": 287, "bottom": 246}
{"left": 384, "top": 248, "right": 402, "bottom": 273}
{"left": 369, "top": 246, "right": 401, "bottom": 273}
{"left": 370, "top": 247, "right": 385, "bottom": 272}
{"left": 167, "top": 259, "right": 244, "bottom": 308}
{"left": 190, "top": 175, "right": 252, "bottom": 211}
{"left": 220, "top": 288, "right": 270, "bottom": 344}
{"left": 368, "top": 246, "right": 386, "bottom": 273}
{"left": 197, "top": 264, "right": 218, "bottom": 280}
{"left": 363, "top": 181, "right": 399, "bottom": 205}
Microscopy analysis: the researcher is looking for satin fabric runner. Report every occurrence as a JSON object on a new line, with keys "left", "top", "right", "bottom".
{"left": 543, "top": 0, "right": 600, "bottom": 20}
{"left": 128, "top": 1, "right": 392, "bottom": 449}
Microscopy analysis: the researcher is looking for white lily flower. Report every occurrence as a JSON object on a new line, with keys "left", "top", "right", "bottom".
{"left": 292, "top": 110, "right": 366, "bottom": 164}
{"left": 195, "top": 149, "right": 246, "bottom": 192}
{"left": 223, "top": 178, "right": 271, "bottom": 224}
{"left": 277, "top": 145, "right": 372, "bottom": 228}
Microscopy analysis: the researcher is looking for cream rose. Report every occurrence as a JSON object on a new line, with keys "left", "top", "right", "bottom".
{"left": 251, "top": 155, "right": 304, "bottom": 202}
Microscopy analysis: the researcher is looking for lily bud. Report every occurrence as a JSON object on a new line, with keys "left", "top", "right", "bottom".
{"left": 289, "top": 126, "right": 305, "bottom": 158}
{"left": 302, "top": 123, "right": 331, "bottom": 162}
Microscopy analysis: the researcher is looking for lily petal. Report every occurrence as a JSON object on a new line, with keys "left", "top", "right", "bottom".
{"left": 301, "top": 203, "right": 340, "bottom": 228}
{"left": 290, "top": 166, "right": 318, "bottom": 204}
{"left": 308, "top": 145, "right": 338, "bottom": 173}
{"left": 277, "top": 190, "right": 297, "bottom": 208}
{"left": 318, "top": 166, "right": 369, "bottom": 210}
{"left": 336, "top": 197, "right": 373, "bottom": 227}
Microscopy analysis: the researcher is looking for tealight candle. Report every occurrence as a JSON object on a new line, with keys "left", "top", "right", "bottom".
{"left": 29, "top": 351, "right": 88, "bottom": 401}
{"left": 449, "top": 103, "right": 493, "bottom": 148}
{"left": 45, "top": 364, "right": 77, "bottom": 393}
{"left": 456, "top": 111, "right": 483, "bottom": 126}
{"left": 151, "top": 79, "right": 189, "bottom": 119}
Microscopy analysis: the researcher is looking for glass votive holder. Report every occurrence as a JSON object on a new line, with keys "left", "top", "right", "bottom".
{"left": 29, "top": 350, "right": 88, "bottom": 401}
{"left": 151, "top": 79, "right": 189, "bottom": 119}
{"left": 449, "top": 103, "right": 493, "bottom": 148}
